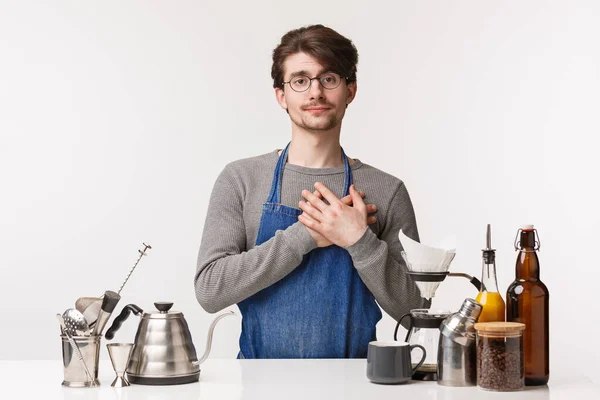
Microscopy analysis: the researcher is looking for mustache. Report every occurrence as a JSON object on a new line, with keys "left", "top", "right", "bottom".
{"left": 302, "top": 103, "right": 333, "bottom": 109}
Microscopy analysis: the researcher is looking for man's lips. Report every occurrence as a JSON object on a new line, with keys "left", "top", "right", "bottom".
{"left": 304, "top": 107, "right": 331, "bottom": 112}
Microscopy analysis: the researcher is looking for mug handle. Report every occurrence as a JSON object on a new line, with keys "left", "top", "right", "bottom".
{"left": 409, "top": 344, "right": 427, "bottom": 375}
{"left": 393, "top": 313, "right": 413, "bottom": 342}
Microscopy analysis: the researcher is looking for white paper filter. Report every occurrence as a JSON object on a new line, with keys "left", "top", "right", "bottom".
{"left": 398, "top": 230, "right": 457, "bottom": 299}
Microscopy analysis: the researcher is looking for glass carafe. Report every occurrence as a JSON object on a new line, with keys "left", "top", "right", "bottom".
{"left": 394, "top": 309, "right": 452, "bottom": 380}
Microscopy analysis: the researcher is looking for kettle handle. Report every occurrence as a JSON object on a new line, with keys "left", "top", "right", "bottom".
{"left": 393, "top": 313, "right": 413, "bottom": 342}
{"left": 105, "top": 304, "right": 143, "bottom": 340}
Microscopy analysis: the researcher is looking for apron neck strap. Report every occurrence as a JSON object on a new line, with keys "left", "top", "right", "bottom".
{"left": 267, "top": 142, "right": 352, "bottom": 204}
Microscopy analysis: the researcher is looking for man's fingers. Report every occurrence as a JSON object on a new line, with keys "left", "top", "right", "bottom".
{"left": 298, "top": 213, "right": 318, "bottom": 229}
{"left": 367, "top": 216, "right": 377, "bottom": 225}
{"left": 301, "top": 189, "right": 329, "bottom": 212}
{"left": 314, "top": 182, "right": 343, "bottom": 206}
{"left": 340, "top": 190, "right": 365, "bottom": 205}
{"left": 314, "top": 188, "right": 374, "bottom": 211}
{"left": 298, "top": 200, "right": 323, "bottom": 222}
{"left": 299, "top": 211, "right": 317, "bottom": 224}
{"left": 350, "top": 184, "right": 366, "bottom": 211}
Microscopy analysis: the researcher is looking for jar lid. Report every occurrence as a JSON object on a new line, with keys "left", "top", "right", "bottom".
{"left": 474, "top": 322, "right": 525, "bottom": 333}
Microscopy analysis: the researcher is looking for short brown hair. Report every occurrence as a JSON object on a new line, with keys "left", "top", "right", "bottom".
{"left": 271, "top": 24, "right": 358, "bottom": 89}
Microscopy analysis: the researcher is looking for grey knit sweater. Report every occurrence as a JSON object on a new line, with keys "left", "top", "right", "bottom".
{"left": 194, "top": 149, "right": 429, "bottom": 322}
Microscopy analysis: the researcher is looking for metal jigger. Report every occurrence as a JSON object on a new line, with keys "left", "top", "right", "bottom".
{"left": 107, "top": 343, "right": 134, "bottom": 387}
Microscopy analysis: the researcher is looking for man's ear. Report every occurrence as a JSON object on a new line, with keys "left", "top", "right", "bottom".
{"left": 275, "top": 87, "right": 288, "bottom": 111}
{"left": 346, "top": 81, "right": 357, "bottom": 106}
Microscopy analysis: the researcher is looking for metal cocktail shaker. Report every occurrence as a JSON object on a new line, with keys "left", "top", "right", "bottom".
{"left": 437, "top": 298, "right": 482, "bottom": 386}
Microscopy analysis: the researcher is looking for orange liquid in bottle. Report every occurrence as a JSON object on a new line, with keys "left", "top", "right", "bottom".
{"left": 475, "top": 291, "right": 506, "bottom": 322}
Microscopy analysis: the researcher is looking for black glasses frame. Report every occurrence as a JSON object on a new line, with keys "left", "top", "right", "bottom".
{"left": 282, "top": 72, "right": 349, "bottom": 92}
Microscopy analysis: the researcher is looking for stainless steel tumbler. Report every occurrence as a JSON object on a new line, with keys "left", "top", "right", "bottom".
{"left": 60, "top": 335, "right": 101, "bottom": 387}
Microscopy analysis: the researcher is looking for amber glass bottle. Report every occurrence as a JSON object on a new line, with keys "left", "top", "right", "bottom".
{"left": 506, "top": 225, "right": 549, "bottom": 385}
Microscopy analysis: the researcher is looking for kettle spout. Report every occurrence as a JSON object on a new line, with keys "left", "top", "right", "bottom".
{"left": 198, "top": 310, "right": 236, "bottom": 364}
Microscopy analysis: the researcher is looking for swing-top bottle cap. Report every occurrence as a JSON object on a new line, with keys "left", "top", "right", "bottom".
{"left": 521, "top": 224, "right": 534, "bottom": 231}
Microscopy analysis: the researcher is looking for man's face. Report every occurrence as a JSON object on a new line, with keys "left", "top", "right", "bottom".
{"left": 275, "top": 52, "right": 357, "bottom": 132}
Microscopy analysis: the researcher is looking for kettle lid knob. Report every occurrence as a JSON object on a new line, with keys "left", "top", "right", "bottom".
{"left": 154, "top": 302, "right": 174, "bottom": 313}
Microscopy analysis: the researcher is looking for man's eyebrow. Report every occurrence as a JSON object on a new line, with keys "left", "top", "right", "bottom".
{"left": 287, "top": 69, "right": 327, "bottom": 80}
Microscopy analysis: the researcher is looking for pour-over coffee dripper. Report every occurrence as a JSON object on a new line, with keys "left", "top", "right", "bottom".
{"left": 395, "top": 231, "right": 483, "bottom": 381}
{"left": 398, "top": 230, "right": 483, "bottom": 299}
{"left": 402, "top": 251, "right": 484, "bottom": 294}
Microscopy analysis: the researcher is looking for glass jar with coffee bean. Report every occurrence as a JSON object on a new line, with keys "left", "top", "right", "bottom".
{"left": 474, "top": 322, "right": 526, "bottom": 391}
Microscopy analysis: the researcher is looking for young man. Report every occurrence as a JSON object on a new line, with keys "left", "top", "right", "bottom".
{"left": 195, "top": 24, "right": 428, "bottom": 359}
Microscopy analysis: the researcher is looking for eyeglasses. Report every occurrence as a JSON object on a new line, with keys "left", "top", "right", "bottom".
{"left": 282, "top": 72, "right": 348, "bottom": 92}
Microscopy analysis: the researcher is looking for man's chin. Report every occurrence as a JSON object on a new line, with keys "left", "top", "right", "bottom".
{"left": 299, "top": 118, "right": 338, "bottom": 131}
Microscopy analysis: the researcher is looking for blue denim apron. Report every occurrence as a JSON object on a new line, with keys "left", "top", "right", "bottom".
{"left": 237, "top": 143, "right": 382, "bottom": 359}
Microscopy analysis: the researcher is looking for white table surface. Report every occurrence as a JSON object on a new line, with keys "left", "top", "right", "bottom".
{"left": 1, "top": 359, "right": 598, "bottom": 400}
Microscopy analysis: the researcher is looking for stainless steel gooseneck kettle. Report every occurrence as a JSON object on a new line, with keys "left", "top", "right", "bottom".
{"left": 105, "top": 301, "right": 234, "bottom": 385}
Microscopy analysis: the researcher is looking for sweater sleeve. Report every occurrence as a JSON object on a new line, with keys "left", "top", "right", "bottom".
{"left": 194, "top": 165, "right": 317, "bottom": 313}
{"left": 345, "top": 182, "right": 430, "bottom": 321}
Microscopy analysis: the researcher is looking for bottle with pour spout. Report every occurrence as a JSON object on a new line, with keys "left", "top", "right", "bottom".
{"left": 475, "top": 224, "right": 505, "bottom": 322}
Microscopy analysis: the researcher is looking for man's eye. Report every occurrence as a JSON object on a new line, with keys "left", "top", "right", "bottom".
{"left": 294, "top": 78, "right": 306, "bottom": 85}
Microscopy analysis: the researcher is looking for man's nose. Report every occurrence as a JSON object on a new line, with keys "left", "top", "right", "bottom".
{"left": 308, "top": 78, "right": 325, "bottom": 98}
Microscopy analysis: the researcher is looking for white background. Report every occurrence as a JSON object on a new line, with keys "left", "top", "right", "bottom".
{"left": 1, "top": 0, "right": 599, "bottom": 368}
